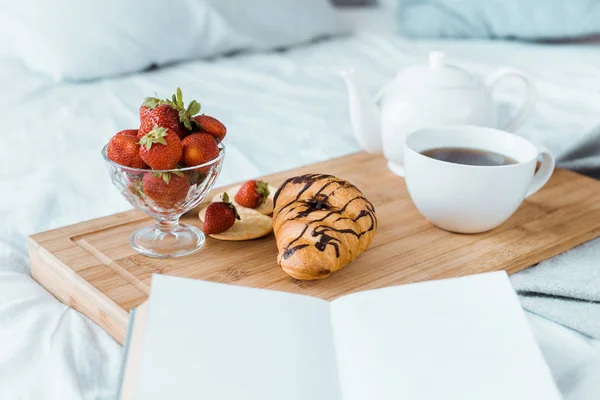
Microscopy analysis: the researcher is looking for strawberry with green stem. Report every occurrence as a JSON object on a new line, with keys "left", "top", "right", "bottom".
{"left": 139, "top": 96, "right": 163, "bottom": 123}
{"left": 138, "top": 126, "right": 183, "bottom": 170}
{"left": 203, "top": 193, "right": 241, "bottom": 234}
{"left": 138, "top": 88, "right": 201, "bottom": 138}
{"left": 235, "top": 180, "right": 270, "bottom": 209}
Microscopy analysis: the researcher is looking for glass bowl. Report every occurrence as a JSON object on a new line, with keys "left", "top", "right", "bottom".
{"left": 101, "top": 142, "right": 225, "bottom": 258}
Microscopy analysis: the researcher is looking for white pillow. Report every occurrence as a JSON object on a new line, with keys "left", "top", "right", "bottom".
{"left": 0, "top": 0, "right": 343, "bottom": 81}
{"left": 398, "top": 0, "right": 600, "bottom": 40}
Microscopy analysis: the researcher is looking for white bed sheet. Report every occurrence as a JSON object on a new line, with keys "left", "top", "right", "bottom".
{"left": 1, "top": 32, "right": 600, "bottom": 399}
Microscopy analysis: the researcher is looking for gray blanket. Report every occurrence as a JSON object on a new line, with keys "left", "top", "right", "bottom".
{"left": 558, "top": 126, "right": 600, "bottom": 181}
{"left": 512, "top": 125, "right": 600, "bottom": 339}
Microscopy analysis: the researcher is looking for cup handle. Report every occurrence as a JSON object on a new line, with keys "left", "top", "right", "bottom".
{"left": 485, "top": 67, "right": 538, "bottom": 133}
{"left": 525, "top": 147, "right": 555, "bottom": 198}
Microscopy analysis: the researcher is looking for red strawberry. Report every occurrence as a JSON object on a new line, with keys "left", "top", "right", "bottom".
{"left": 116, "top": 129, "right": 139, "bottom": 137}
{"left": 138, "top": 126, "right": 183, "bottom": 170}
{"left": 181, "top": 133, "right": 220, "bottom": 167}
{"left": 193, "top": 115, "right": 226, "bottom": 142}
{"left": 139, "top": 97, "right": 163, "bottom": 124}
{"left": 139, "top": 104, "right": 187, "bottom": 138}
{"left": 142, "top": 171, "right": 190, "bottom": 208}
{"left": 235, "top": 180, "right": 270, "bottom": 209}
{"left": 107, "top": 134, "right": 147, "bottom": 169}
{"left": 203, "top": 193, "right": 240, "bottom": 234}
{"left": 138, "top": 88, "right": 201, "bottom": 138}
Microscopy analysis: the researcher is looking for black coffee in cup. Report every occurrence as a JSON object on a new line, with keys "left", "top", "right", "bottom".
{"left": 420, "top": 147, "right": 517, "bottom": 167}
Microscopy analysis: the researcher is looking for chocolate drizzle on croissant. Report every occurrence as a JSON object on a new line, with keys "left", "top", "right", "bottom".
{"left": 272, "top": 174, "right": 377, "bottom": 280}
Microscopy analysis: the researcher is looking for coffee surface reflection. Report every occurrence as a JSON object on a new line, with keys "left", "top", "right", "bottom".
{"left": 420, "top": 147, "right": 517, "bottom": 167}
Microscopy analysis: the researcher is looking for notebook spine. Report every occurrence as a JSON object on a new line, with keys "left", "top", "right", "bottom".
{"left": 117, "top": 309, "right": 137, "bottom": 400}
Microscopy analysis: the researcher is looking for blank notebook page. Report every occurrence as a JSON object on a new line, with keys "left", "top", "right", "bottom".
{"left": 133, "top": 275, "right": 339, "bottom": 400}
{"left": 330, "top": 272, "right": 562, "bottom": 400}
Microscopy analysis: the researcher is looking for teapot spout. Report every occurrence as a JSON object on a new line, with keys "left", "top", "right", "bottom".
{"left": 340, "top": 69, "right": 383, "bottom": 153}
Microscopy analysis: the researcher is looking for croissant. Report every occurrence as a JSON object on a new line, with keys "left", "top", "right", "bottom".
{"left": 272, "top": 174, "right": 377, "bottom": 280}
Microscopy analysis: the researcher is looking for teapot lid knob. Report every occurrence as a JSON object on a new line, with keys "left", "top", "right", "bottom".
{"left": 399, "top": 50, "right": 474, "bottom": 88}
{"left": 429, "top": 51, "right": 446, "bottom": 69}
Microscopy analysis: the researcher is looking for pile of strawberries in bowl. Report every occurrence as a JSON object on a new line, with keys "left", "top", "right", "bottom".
{"left": 102, "top": 88, "right": 227, "bottom": 258}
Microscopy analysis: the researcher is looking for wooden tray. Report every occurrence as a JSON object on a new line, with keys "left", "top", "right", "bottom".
{"left": 29, "top": 152, "right": 600, "bottom": 344}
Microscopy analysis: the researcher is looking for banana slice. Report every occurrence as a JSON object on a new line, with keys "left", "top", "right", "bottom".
{"left": 198, "top": 205, "right": 273, "bottom": 241}
{"left": 211, "top": 184, "right": 278, "bottom": 215}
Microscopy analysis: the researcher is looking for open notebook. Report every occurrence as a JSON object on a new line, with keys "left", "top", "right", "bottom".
{"left": 119, "top": 272, "right": 561, "bottom": 400}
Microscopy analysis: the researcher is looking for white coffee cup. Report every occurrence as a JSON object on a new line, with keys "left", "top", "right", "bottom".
{"left": 404, "top": 126, "right": 555, "bottom": 233}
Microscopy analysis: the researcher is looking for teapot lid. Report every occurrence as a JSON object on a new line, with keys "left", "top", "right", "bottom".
{"left": 400, "top": 51, "right": 475, "bottom": 88}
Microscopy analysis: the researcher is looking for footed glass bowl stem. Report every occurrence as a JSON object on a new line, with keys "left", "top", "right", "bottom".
{"left": 129, "top": 216, "right": 206, "bottom": 258}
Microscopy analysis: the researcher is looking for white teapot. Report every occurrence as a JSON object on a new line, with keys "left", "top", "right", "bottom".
{"left": 341, "top": 51, "right": 537, "bottom": 176}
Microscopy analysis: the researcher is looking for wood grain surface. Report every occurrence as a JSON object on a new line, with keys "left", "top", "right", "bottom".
{"left": 29, "top": 152, "right": 600, "bottom": 343}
